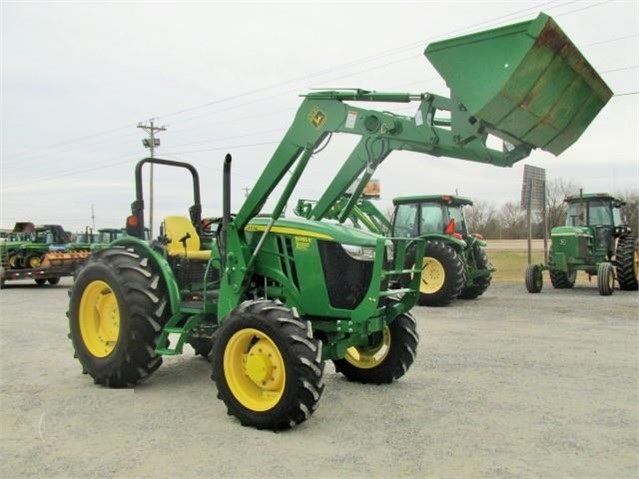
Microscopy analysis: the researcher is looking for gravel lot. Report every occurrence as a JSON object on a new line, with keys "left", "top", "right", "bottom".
{"left": 1, "top": 277, "right": 637, "bottom": 479}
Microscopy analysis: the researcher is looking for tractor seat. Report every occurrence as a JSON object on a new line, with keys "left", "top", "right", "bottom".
{"left": 163, "top": 216, "right": 211, "bottom": 260}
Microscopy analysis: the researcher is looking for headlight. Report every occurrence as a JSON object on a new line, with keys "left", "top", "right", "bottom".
{"left": 341, "top": 243, "right": 376, "bottom": 261}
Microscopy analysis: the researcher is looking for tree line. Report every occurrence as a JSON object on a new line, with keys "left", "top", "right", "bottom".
{"left": 465, "top": 179, "right": 639, "bottom": 239}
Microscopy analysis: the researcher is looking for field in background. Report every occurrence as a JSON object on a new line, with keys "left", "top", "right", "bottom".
{"left": 487, "top": 239, "right": 591, "bottom": 284}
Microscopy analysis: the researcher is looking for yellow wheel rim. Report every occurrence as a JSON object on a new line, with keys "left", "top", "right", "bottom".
{"left": 633, "top": 250, "right": 639, "bottom": 278}
{"left": 9, "top": 255, "right": 19, "bottom": 268}
{"left": 78, "top": 280, "right": 120, "bottom": 358}
{"left": 224, "top": 328, "right": 285, "bottom": 412}
{"left": 421, "top": 256, "right": 445, "bottom": 294}
{"left": 344, "top": 327, "right": 391, "bottom": 369}
{"left": 27, "top": 256, "right": 42, "bottom": 268}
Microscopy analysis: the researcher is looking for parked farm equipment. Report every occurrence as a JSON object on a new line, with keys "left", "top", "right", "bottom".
{"left": 0, "top": 222, "right": 90, "bottom": 288}
{"left": 392, "top": 195, "right": 493, "bottom": 305}
{"left": 525, "top": 193, "right": 638, "bottom": 295}
{"left": 297, "top": 194, "right": 493, "bottom": 306}
{"left": 67, "top": 13, "right": 611, "bottom": 429}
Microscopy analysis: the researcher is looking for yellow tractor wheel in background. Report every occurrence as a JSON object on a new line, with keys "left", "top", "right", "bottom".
{"left": 417, "top": 240, "right": 465, "bottom": 306}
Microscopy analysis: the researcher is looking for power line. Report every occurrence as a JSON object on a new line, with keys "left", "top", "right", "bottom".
{"left": 3, "top": 1, "right": 635, "bottom": 175}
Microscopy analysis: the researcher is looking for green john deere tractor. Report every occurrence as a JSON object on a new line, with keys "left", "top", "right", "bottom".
{"left": 392, "top": 195, "right": 492, "bottom": 306}
{"left": 297, "top": 194, "right": 492, "bottom": 306}
{"left": 525, "top": 193, "right": 638, "bottom": 295}
{"left": 67, "top": 13, "right": 611, "bottom": 430}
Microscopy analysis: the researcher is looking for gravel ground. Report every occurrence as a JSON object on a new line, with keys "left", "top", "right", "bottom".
{"left": 1, "top": 278, "right": 637, "bottom": 479}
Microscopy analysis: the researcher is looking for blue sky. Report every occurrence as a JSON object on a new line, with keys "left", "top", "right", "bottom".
{"left": 1, "top": 1, "right": 637, "bottom": 234}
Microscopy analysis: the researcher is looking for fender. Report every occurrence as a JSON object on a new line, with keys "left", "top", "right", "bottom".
{"left": 110, "top": 237, "right": 181, "bottom": 315}
{"left": 420, "top": 233, "right": 467, "bottom": 251}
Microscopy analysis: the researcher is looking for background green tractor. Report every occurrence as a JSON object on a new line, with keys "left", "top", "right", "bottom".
{"left": 392, "top": 195, "right": 493, "bottom": 306}
{"left": 525, "top": 193, "right": 639, "bottom": 295}
{"left": 65, "top": 13, "right": 610, "bottom": 430}
{"left": 297, "top": 194, "right": 493, "bottom": 307}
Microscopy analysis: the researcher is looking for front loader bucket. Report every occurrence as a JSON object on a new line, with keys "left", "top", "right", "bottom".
{"left": 425, "top": 13, "right": 612, "bottom": 156}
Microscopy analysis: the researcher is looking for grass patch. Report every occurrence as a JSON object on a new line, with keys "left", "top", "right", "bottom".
{"left": 488, "top": 249, "right": 592, "bottom": 284}
{"left": 490, "top": 250, "right": 545, "bottom": 282}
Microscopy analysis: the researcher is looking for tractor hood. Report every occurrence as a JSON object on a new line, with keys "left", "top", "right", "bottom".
{"left": 245, "top": 216, "right": 382, "bottom": 246}
{"left": 551, "top": 225, "right": 592, "bottom": 237}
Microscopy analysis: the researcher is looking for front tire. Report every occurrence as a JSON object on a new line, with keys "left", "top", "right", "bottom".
{"left": 525, "top": 265, "right": 543, "bottom": 293}
{"left": 67, "top": 246, "right": 171, "bottom": 387}
{"left": 333, "top": 311, "right": 418, "bottom": 384}
{"left": 597, "top": 262, "right": 614, "bottom": 296}
{"left": 211, "top": 299, "right": 325, "bottom": 430}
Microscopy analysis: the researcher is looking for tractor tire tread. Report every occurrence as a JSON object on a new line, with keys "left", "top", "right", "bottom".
{"left": 211, "top": 299, "right": 325, "bottom": 431}
{"left": 616, "top": 236, "right": 638, "bottom": 291}
{"left": 333, "top": 311, "right": 418, "bottom": 384}
{"left": 459, "top": 247, "right": 493, "bottom": 299}
{"left": 418, "top": 240, "right": 465, "bottom": 306}
{"left": 67, "top": 246, "right": 170, "bottom": 388}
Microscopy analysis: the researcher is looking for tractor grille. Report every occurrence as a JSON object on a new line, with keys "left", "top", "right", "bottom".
{"left": 318, "top": 241, "right": 373, "bottom": 310}
{"left": 578, "top": 235, "right": 589, "bottom": 258}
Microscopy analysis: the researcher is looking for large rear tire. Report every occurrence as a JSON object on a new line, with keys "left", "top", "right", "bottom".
{"left": 67, "top": 246, "right": 171, "bottom": 387}
{"left": 597, "top": 262, "right": 615, "bottom": 296}
{"left": 417, "top": 240, "right": 465, "bottom": 306}
{"left": 616, "top": 235, "right": 638, "bottom": 291}
{"left": 459, "top": 247, "right": 492, "bottom": 300}
{"left": 211, "top": 299, "right": 325, "bottom": 430}
{"left": 333, "top": 310, "right": 418, "bottom": 384}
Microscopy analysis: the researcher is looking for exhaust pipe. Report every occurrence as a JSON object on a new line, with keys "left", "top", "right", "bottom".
{"left": 223, "top": 153, "right": 232, "bottom": 227}
{"left": 220, "top": 153, "right": 232, "bottom": 268}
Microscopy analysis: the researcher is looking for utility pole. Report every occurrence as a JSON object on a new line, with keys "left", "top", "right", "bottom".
{"left": 137, "top": 119, "right": 166, "bottom": 238}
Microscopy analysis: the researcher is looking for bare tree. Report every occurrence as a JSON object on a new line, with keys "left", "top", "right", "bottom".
{"left": 466, "top": 201, "right": 500, "bottom": 238}
{"left": 545, "top": 177, "right": 582, "bottom": 229}
{"left": 500, "top": 201, "right": 527, "bottom": 238}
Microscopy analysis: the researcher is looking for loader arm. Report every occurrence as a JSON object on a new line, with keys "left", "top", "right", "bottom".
{"left": 222, "top": 12, "right": 610, "bottom": 313}
{"left": 236, "top": 89, "right": 531, "bottom": 231}
{"left": 236, "top": 11, "right": 613, "bottom": 229}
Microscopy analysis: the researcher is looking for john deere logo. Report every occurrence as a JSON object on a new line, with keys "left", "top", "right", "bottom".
{"left": 309, "top": 106, "right": 326, "bottom": 129}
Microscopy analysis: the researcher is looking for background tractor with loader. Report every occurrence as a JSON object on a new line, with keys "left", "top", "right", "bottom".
{"left": 297, "top": 194, "right": 493, "bottom": 306}
{"left": 525, "top": 193, "right": 638, "bottom": 295}
{"left": 66, "top": 13, "right": 611, "bottom": 430}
